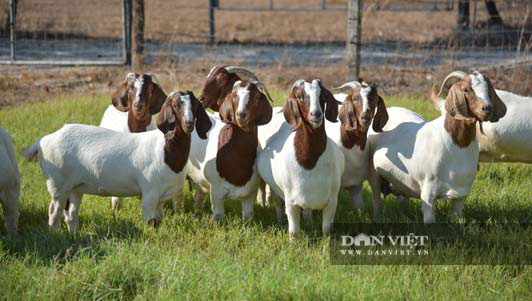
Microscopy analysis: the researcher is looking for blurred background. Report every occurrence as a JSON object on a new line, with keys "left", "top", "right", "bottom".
{"left": 0, "top": 0, "right": 530, "bottom": 106}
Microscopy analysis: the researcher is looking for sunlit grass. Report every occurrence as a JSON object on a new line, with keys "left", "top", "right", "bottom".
{"left": 0, "top": 91, "right": 530, "bottom": 299}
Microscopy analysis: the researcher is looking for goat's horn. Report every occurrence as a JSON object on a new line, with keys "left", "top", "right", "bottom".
{"left": 253, "top": 80, "right": 274, "bottom": 103}
{"left": 437, "top": 71, "right": 468, "bottom": 97}
{"left": 334, "top": 81, "right": 361, "bottom": 91}
{"left": 224, "top": 66, "right": 260, "bottom": 81}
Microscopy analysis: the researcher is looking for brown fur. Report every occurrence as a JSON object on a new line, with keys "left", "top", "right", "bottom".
{"left": 157, "top": 91, "right": 212, "bottom": 173}
{"left": 111, "top": 73, "right": 167, "bottom": 133}
{"left": 199, "top": 66, "right": 242, "bottom": 111}
{"left": 439, "top": 75, "right": 506, "bottom": 148}
{"left": 216, "top": 81, "right": 273, "bottom": 186}
{"left": 283, "top": 80, "right": 338, "bottom": 169}
{"left": 337, "top": 85, "right": 388, "bottom": 150}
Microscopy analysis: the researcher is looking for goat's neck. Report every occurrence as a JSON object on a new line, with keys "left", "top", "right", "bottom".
{"left": 128, "top": 111, "right": 151, "bottom": 133}
{"left": 294, "top": 121, "right": 327, "bottom": 169}
{"left": 444, "top": 113, "right": 477, "bottom": 148}
{"left": 216, "top": 124, "right": 258, "bottom": 186}
{"left": 340, "top": 124, "right": 367, "bottom": 151}
{"left": 163, "top": 127, "right": 191, "bottom": 174}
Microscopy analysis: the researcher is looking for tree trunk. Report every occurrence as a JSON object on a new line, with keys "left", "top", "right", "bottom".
{"left": 458, "top": 0, "right": 470, "bottom": 30}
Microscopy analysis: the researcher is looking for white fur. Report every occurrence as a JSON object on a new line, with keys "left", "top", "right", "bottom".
{"left": 434, "top": 89, "right": 532, "bottom": 163}
{"left": 0, "top": 128, "right": 20, "bottom": 234}
{"left": 22, "top": 124, "right": 189, "bottom": 232}
{"left": 368, "top": 107, "right": 478, "bottom": 223}
{"left": 99, "top": 105, "right": 157, "bottom": 132}
{"left": 257, "top": 81, "right": 344, "bottom": 237}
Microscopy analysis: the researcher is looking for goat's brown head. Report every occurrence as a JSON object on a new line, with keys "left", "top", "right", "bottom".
{"left": 336, "top": 81, "right": 388, "bottom": 132}
{"left": 283, "top": 79, "right": 338, "bottom": 131}
{"left": 219, "top": 80, "right": 273, "bottom": 132}
{"left": 199, "top": 66, "right": 273, "bottom": 111}
{"left": 436, "top": 71, "right": 506, "bottom": 123}
{"left": 157, "top": 91, "right": 212, "bottom": 140}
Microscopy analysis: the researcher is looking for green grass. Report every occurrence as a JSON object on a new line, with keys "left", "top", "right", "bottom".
{"left": 0, "top": 91, "right": 531, "bottom": 300}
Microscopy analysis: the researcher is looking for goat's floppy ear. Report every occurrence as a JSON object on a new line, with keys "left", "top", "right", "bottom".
{"left": 157, "top": 94, "right": 177, "bottom": 137}
{"left": 372, "top": 96, "right": 389, "bottom": 132}
{"left": 445, "top": 85, "right": 475, "bottom": 121}
{"left": 219, "top": 94, "right": 235, "bottom": 124}
{"left": 255, "top": 92, "right": 273, "bottom": 126}
{"left": 147, "top": 75, "right": 167, "bottom": 115}
{"left": 112, "top": 73, "right": 136, "bottom": 112}
{"left": 485, "top": 76, "right": 507, "bottom": 122}
{"left": 338, "top": 96, "right": 358, "bottom": 130}
{"left": 319, "top": 83, "right": 339, "bottom": 122}
{"left": 283, "top": 91, "right": 302, "bottom": 131}
{"left": 190, "top": 92, "right": 212, "bottom": 139}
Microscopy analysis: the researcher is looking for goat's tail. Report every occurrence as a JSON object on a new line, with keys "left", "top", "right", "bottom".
{"left": 21, "top": 139, "right": 40, "bottom": 161}
{"left": 430, "top": 84, "right": 446, "bottom": 114}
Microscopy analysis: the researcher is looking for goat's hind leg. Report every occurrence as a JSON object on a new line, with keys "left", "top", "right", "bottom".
{"left": 64, "top": 191, "right": 83, "bottom": 233}
{"left": 1, "top": 185, "right": 20, "bottom": 234}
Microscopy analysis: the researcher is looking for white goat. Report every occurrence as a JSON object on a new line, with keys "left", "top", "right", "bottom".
{"left": 368, "top": 71, "right": 506, "bottom": 223}
{"left": 0, "top": 127, "right": 20, "bottom": 234}
{"left": 22, "top": 91, "right": 211, "bottom": 232}
{"left": 185, "top": 80, "right": 272, "bottom": 222}
{"left": 325, "top": 81, "right": 389, "bottom": 209}
{"left": 257, "top": 79, "right": 344, "bottom": 237}
{"left": 431, "top": 71, "right": 532, "bottom": 163}
{"left": 99, "top": 73, "right": 167, "bottom": 211}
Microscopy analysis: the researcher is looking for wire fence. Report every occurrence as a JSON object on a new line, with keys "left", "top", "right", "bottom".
{"left": 0, "top": 0, "right": 531, "bottom": 71}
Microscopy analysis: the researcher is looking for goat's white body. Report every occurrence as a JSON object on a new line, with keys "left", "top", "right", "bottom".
{"left": 435, "top": 90, "right": 532, "bottom": 163}
{"left": 187, "top": 113, "right": 261, "bottom": 220}
{"left": 99, "top": 105, "right": 157, "bottom": 132}
{"left": 0, "top": 128, "right": 20, "bottom": 233}
{"left": 257, "top": 122, "right": 344, "bottom": 235}
{"left": 23, "top": 124, "right": 186, "bottom": 231}
{"left": 368, "top": 107, "right": 478, "bottom": 223}
{"left": 99, "top": 105, "right": 157, "bottom": 211}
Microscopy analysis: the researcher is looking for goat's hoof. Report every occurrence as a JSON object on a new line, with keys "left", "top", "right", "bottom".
{"left": 213, "top": 214, "right": 223, "bottom": 224}
{"left": 147, "top": 218, "right": 161, "bottom": 228}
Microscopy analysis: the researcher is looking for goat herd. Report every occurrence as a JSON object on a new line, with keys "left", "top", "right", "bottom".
{"left": 1, "top": 66, "right": 531, "bottom": 239}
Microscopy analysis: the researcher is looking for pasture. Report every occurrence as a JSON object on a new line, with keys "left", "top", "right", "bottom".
{"left": 0, "top": 90, "right": 530, "bottom": 299}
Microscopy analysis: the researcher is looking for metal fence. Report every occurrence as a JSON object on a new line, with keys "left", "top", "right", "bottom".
{"left": 0, "top": 0, "right": 131, "bottom": 65}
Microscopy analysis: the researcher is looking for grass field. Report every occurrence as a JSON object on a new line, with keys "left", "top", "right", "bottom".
{"left": 0, "top": 90, "right": 531, "bottom": 299}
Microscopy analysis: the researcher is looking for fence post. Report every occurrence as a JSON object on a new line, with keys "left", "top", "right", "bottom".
{"left": 209, "top": 0, "right": 218, "bottom": 45}
{"left": 347, "top": 0, "right": 361, "bottom": 81}
{"left": 122, "top": 0, "right": 132, "bottom": 65}
{"left": 132, "top": 0, "right": 144, "bottom": 68}
{"left": 9, "top": 0, "right": 16, "bottom": 61}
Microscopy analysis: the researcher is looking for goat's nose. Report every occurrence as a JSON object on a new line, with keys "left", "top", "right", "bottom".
{"left": 310, "top": 111, "right": 322, "bottom": 118}
{"left": 482, "top": 104, "right": 493, "bottom": 112}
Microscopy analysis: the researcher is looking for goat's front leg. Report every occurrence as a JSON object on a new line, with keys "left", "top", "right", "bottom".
{"left": 285, "top": 203, "right": 301, "bottom": 240}
{"left": 322, "top": 197, "right": 338, "bottom": 235}
{"left": 241, "top": 194, "right": 255, "bottom": 221}
{"left": 368, "top": 165, "right": 383, "bottom": 217}
{"left": 452, "top": 197, "right": 466, "bottom": 220}
{"left": 350, "top": 185, "right": 364, "bottom": 211}
{"left": 111, "top": 196, "right": 122, "bottom": 213}
{"left": 141, "top": 193, "right": 163, "bottom": 227}
{"left": 420, "top": 182, "right": 437, "bottom": 224}
{"left": 210, "top": 189, "right": 225, "bottom": 224}
{"left": 64, "top": 192, "right": 83, "bottom": 233}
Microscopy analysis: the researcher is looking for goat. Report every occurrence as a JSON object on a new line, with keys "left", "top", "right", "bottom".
{"left": 176, "top": 65, "right": 275, "bottom": 211}
{"left": 0, "top": 128, "right": 20, "bottom": 234}
{"left": 22, "top": 91, "right": 211, "bottom": 232}
{"left": 257, "top": 79, "right": 343, "bottom": 238}
{"left": 368, "top": 71, "right": 506, "bottom": 223}
{"left": 324, "top": 81, "right": 388, "bottom": 210}
{"left": 185, "top": 80, "right": 272, "bottom": 222}
{"left": 431, "top": 71, "right": 532, "bottom": 163}
{"left": 99, "top": 73, "right": 167, "bottom": 212}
